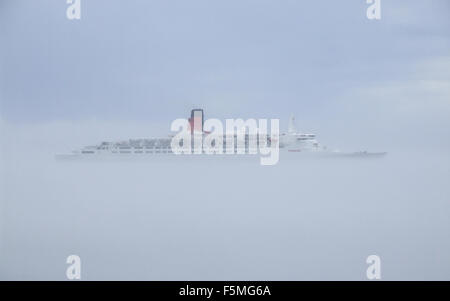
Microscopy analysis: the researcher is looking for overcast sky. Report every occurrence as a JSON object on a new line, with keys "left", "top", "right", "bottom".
{"left": 0, "top": 0, "right": 449, "bottom": 149}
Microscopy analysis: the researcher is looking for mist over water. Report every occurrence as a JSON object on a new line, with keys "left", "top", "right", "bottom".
{"left": 1, "top": 123, "right": 449, "bottom": 280}
{"left": 1, "top": 0, "right": 450, "bottom": 281}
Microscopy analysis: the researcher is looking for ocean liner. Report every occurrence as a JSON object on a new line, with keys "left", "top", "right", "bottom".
{"left": 56, "top": 109, "right": 386, "bottom": 159}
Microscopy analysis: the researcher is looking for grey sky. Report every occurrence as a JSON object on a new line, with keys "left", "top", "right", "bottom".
{"left": 1, "top": 0, "right": 449, "bottom": 149}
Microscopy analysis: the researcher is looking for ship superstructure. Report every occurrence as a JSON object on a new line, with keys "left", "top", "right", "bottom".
{"left": 74, "top": 109, "right": 273, "bottom": 156}
{"left": 279, "top": 115, "right": 322, "bottom": 152}
{"left": 57, "top": 109, "right": 386, "bottom": 159}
